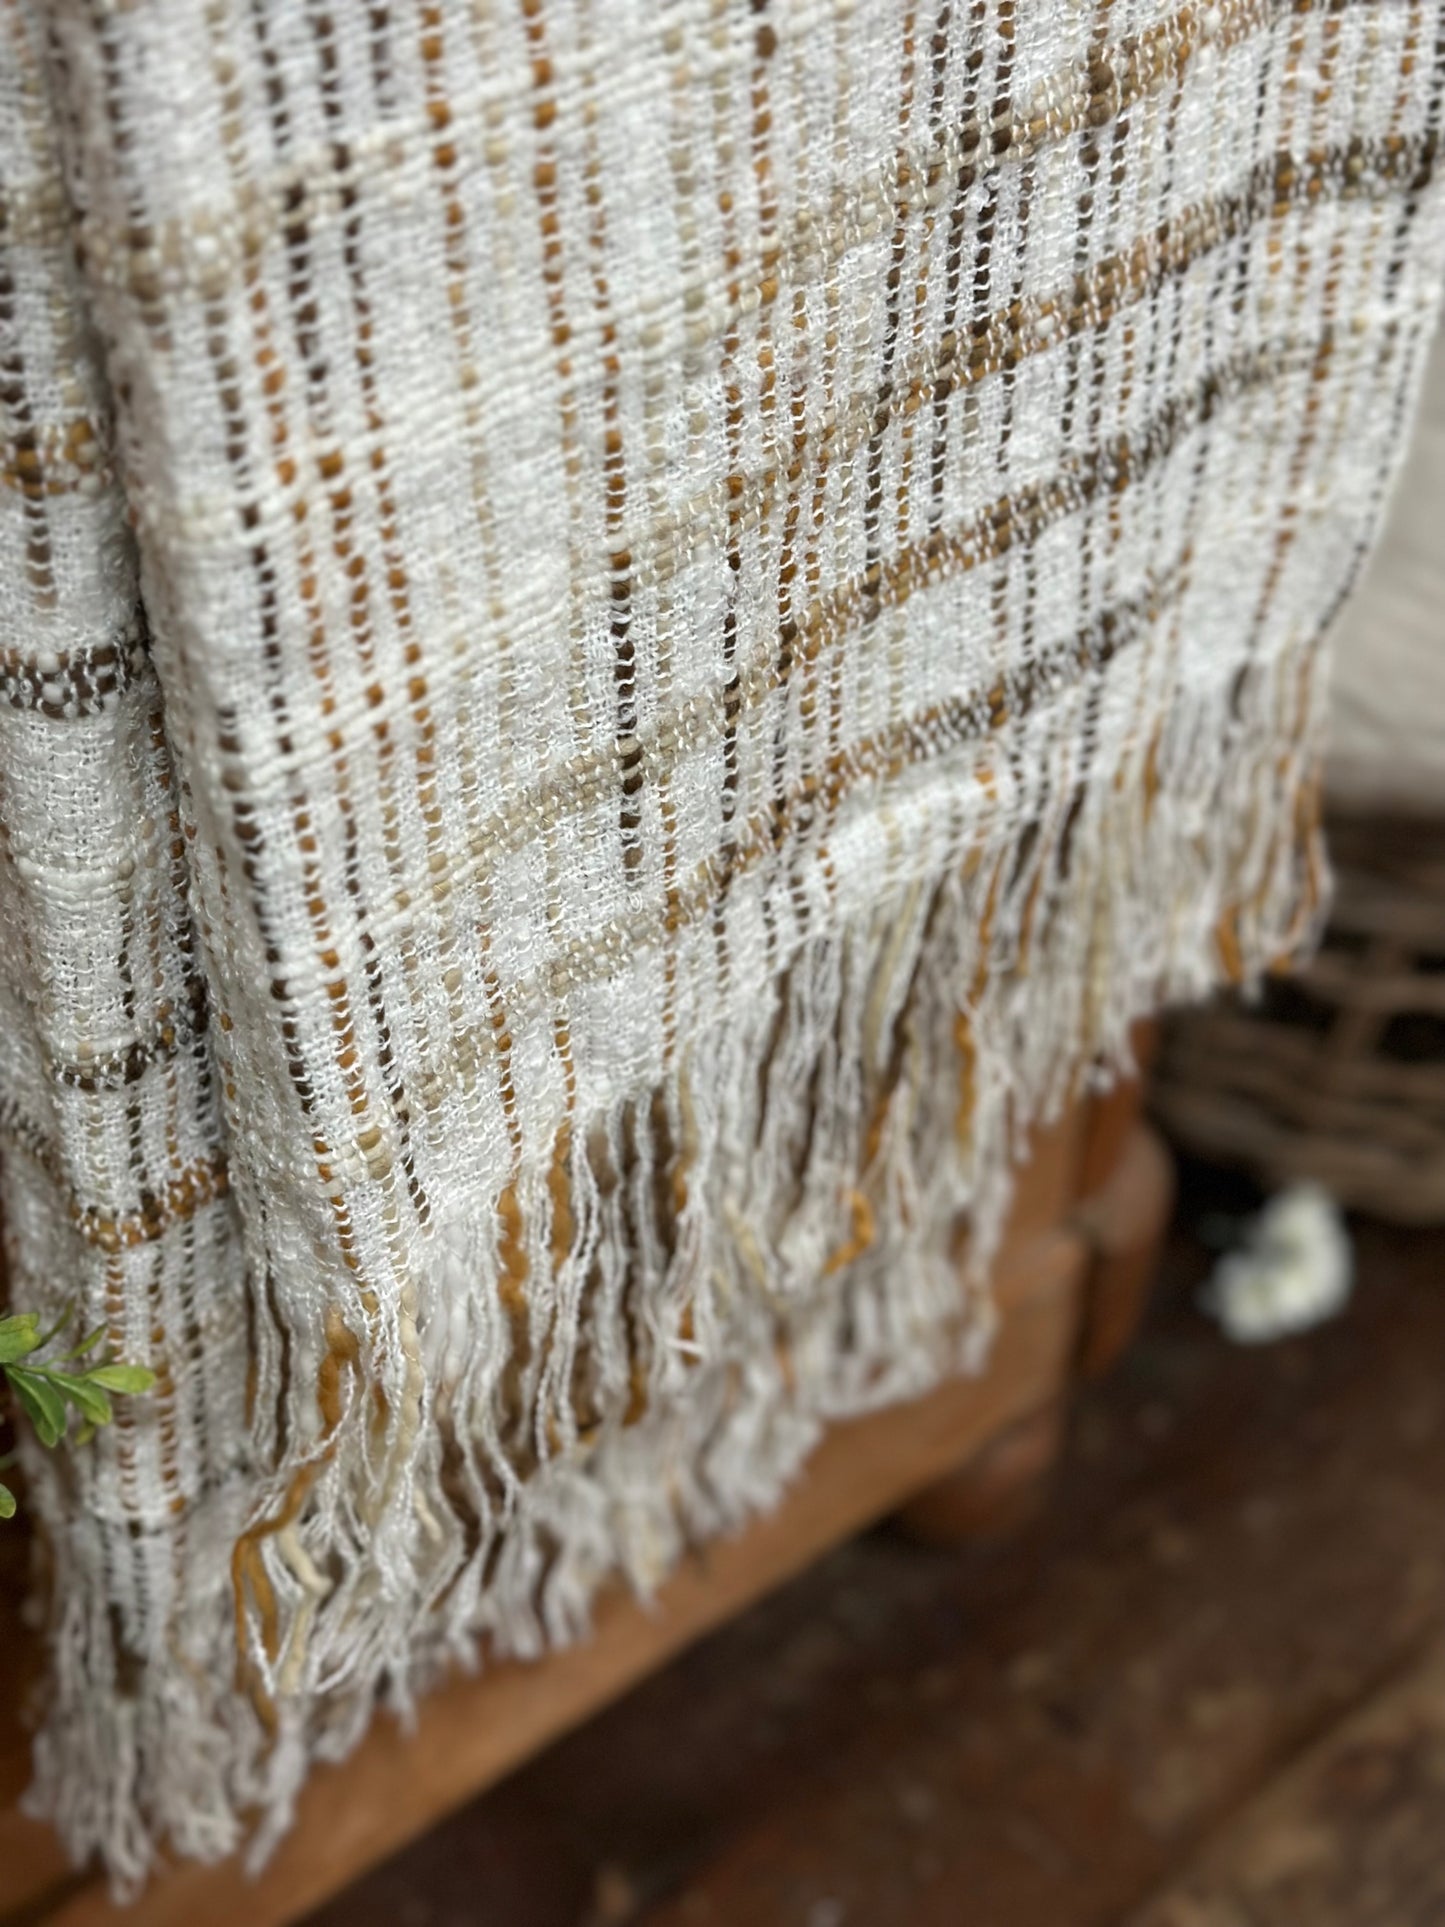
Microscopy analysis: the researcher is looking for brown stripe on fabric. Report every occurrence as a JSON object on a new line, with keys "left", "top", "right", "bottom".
{"left": 0, "top": 166, "right": 75, "bottom": 251}
{"left": 521, "top": 0, "right": 596, "bottom": 764}
{"left": 929, "top": 0, "right": 990, "bottom": 532}
{"left": 113, "top": 0, "right": 1306, "bottom": 563}
{"left": 1233, "top": 2, "right": 1352, "bottom": 703}
{"left": 1047, "top": 0, "right": 1124, "bottom": 891}
{"left": 666, "top": 0, "right": 1269, "bottom": 355}
{"left": 219, "top": 117, "right": 1433, "bottom": 868}
{"left": 628, "top": 126, "right": 1437, "bottom": 600}
{"left": 0, "top": 413, "right": 110, "bottom": 500}
{"left": 195, "top": 8, "right": 341, "bottom": 1175}
{"left": 822, "top": 0, "right": 925, "bottom": 995}
{"left": 806, "top": 0, "right": 945, "bottom": 960}
{"left": 99, "top": 1246, "right": 144, "bottom": 1522}
{"left": 252, "top": 0, "right": 412, "bottom": 1231}
{"left": 199, "top": 4, "right": 419, "bottom": 1292}
{"left": 77, "top": 0, "right": 170, "bottom": 343}
{"left": 417, "top": 0, "right": 532, "bottom": 1269}
{"left": 760, "top": 555, "right": 1189, "bottom": 878}
{"left": 0, "top": 621, "right": 148, "bottom": 717}
{"left": 861, "top": 4, "right": 923, "bottom": 636}
{"left": 49, "top": 972, "right": 211, "bottom": 1094}
{"left": 652, "top": 23, "right": 719, "bottom": 1066}
{"left": 398, "top": 6, "right": 548, "bottom": 1482}
{"left": 1226, "top": 7, "right": 1436, "bottom": 964}
{"left": 71, "top": 1149, "right": 230, "bottom": 1255}
{"left": 110, "top": 695, "right": 157, "bottom": 1330}
{"left": 897, "top": 0, "right": 956, "bottom": 564}
{"left": 1216, "top": 0, "right": 1326, "bottom": 744}
{"left": 361, "top": 96, "right": 1426, "bottom": 945}
{"left": 707, "top": 2, "right": 752, "bottom": 1000}
{"left": 982, "top": 0, "right": 1026, "bottom": 752}
{"left": 1140, "top": 0, "right": 1290, "bottom": 821}
{"left": 791, "top": 0, "right": 863, "bottom": 942}
{"left": 398, "top": 339, "right": 1302, "bottom": 1125}
{"left": 531, "top": 338, "right": 1317, "bottom": 1000}
{"left": 1060, "top": 0, "right": 1121, "bottom": 457}
{"left": 757, "top": 0, "right": 844, "bottom": 967}
{"left": 308, "top": 1, "right": 431, "bottom": 1231}
{"left": 70, "top": 0, "right": 1302, "bottom": 361}
{"left": 155, "top": 1207, "right": 215, "bottom": 1500}
{"left": 134, "top": 1233, "right": 185, "bottom": 1526}
{"left": 583, "top": 20, "right": 642, "bottom": 879}
{"left": 516, "top": 0, "right": 603, "bottom": 1297}
{"left": 1099, "top": 0, "right": 1196, "bottom": 820}
{"left": 1207, "top": 0, "right": 1333, "bottom": 984}
{"left": 819, "top": 2, "right": 951, "bottom": 1036}
{"left": 753, "top": 0, "right": 794, "bottom": 941}
{"left": 920, "top": 3, "right": 994, "bottom": 1102}
{"left": 516, "top": 0, "right": 610, "bottom": 782}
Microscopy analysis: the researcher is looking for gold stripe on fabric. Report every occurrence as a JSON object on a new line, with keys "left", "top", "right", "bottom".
{"left": 71, "top": 1150, "right": 231, "bottom": 1254}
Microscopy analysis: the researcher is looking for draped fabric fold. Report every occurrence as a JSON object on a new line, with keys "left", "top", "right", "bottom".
{"left": 2, "top": 0, "right": 1443, "bottom": 1888}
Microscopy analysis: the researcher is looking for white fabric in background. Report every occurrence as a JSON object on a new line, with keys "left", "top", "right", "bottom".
{"left": 1329, "top": 314, "right": 1445, "bottom": 811}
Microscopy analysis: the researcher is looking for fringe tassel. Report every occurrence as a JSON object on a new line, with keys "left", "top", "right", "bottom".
{"left": 25, "top": 651, "right": 1328, "bottom": 1891}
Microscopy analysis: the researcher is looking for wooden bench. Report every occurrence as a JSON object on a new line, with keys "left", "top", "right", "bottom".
{"left": 0, "top": 1058, "right": 1171, "bottom": 1927}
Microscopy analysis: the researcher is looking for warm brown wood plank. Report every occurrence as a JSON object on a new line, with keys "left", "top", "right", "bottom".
{"left": 892, "top": 1398, "right": 1069, "bottom": 1544}
{"left": 1127, "top": 1637, "right": 1445, "bottom": 1927}
{"left": 0, "top": 1493, "right": 74, "bottom": 1919}
{"left": 1076, "top": 1121, "right": 1175, "bottom": 1379}
{"left": 365, "top": 1210, "right": 1440, "bottom": 1927}
{"left": 0, "top": 1808, "right": 75, "bottom": 1921}
{"left": 19, "top": 1229, "right": 1085, "bottom": 1927}
{"left": 896, "top": 1110, "right": 1168, "bottom": 1548}
{"left": 1077, "top": 1022, "right": 1157, "bottom": 1203}
{"left": 994, "top": 1102, "right": 1089, "bottom": 1262}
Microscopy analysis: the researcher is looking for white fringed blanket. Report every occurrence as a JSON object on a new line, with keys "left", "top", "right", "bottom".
{"left": 2, "top": 0, "right": 1443, "bottom": 1888}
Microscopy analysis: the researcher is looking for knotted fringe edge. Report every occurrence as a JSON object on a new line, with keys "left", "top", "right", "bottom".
{"left": 26, "top": 642, "right": 1328, "bottom": 1894}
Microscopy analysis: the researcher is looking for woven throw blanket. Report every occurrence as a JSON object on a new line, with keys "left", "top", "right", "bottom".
{"left": 3, "top": 0, "right": 1443, "bottom": 1886}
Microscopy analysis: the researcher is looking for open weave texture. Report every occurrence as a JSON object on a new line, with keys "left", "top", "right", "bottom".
{"left": 2, "top": 0, "right": 1444, "bottom": 1888}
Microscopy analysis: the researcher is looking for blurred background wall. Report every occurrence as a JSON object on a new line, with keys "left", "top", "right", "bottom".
{"left": 1329, "top": 315, "right": 1445, "bottom": 811}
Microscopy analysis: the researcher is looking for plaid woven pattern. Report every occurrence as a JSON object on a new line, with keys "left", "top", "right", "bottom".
{"left": 4, "top": 0, "right": 1444, "bottom": 1884}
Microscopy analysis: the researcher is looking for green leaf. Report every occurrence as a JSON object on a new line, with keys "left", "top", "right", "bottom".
{"left": 53, "top": 1373, "right": 112, "bottom": 1428}
{"left": 0, "top": 1480, "right": 14, "bottom": 1520}
{"left": 0, "top": 1314, "right": 41, "bottom": 1366}
{"left": 33, "top": 1305, "right": 74, "bottom": 1353}
{"left": 61, "top": 1323, "right": 108, "bottom": 1362}
{"left": 7, "top": 1366, "right": 67, "bottom": 1448}
{"left": 87, "top": 1363, "right": 155, "bottom": 1397}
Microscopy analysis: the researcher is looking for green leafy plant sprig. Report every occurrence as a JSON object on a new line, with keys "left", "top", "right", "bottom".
{"left": 0, "top": 1309, "right": 155, "bottom": 1519}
